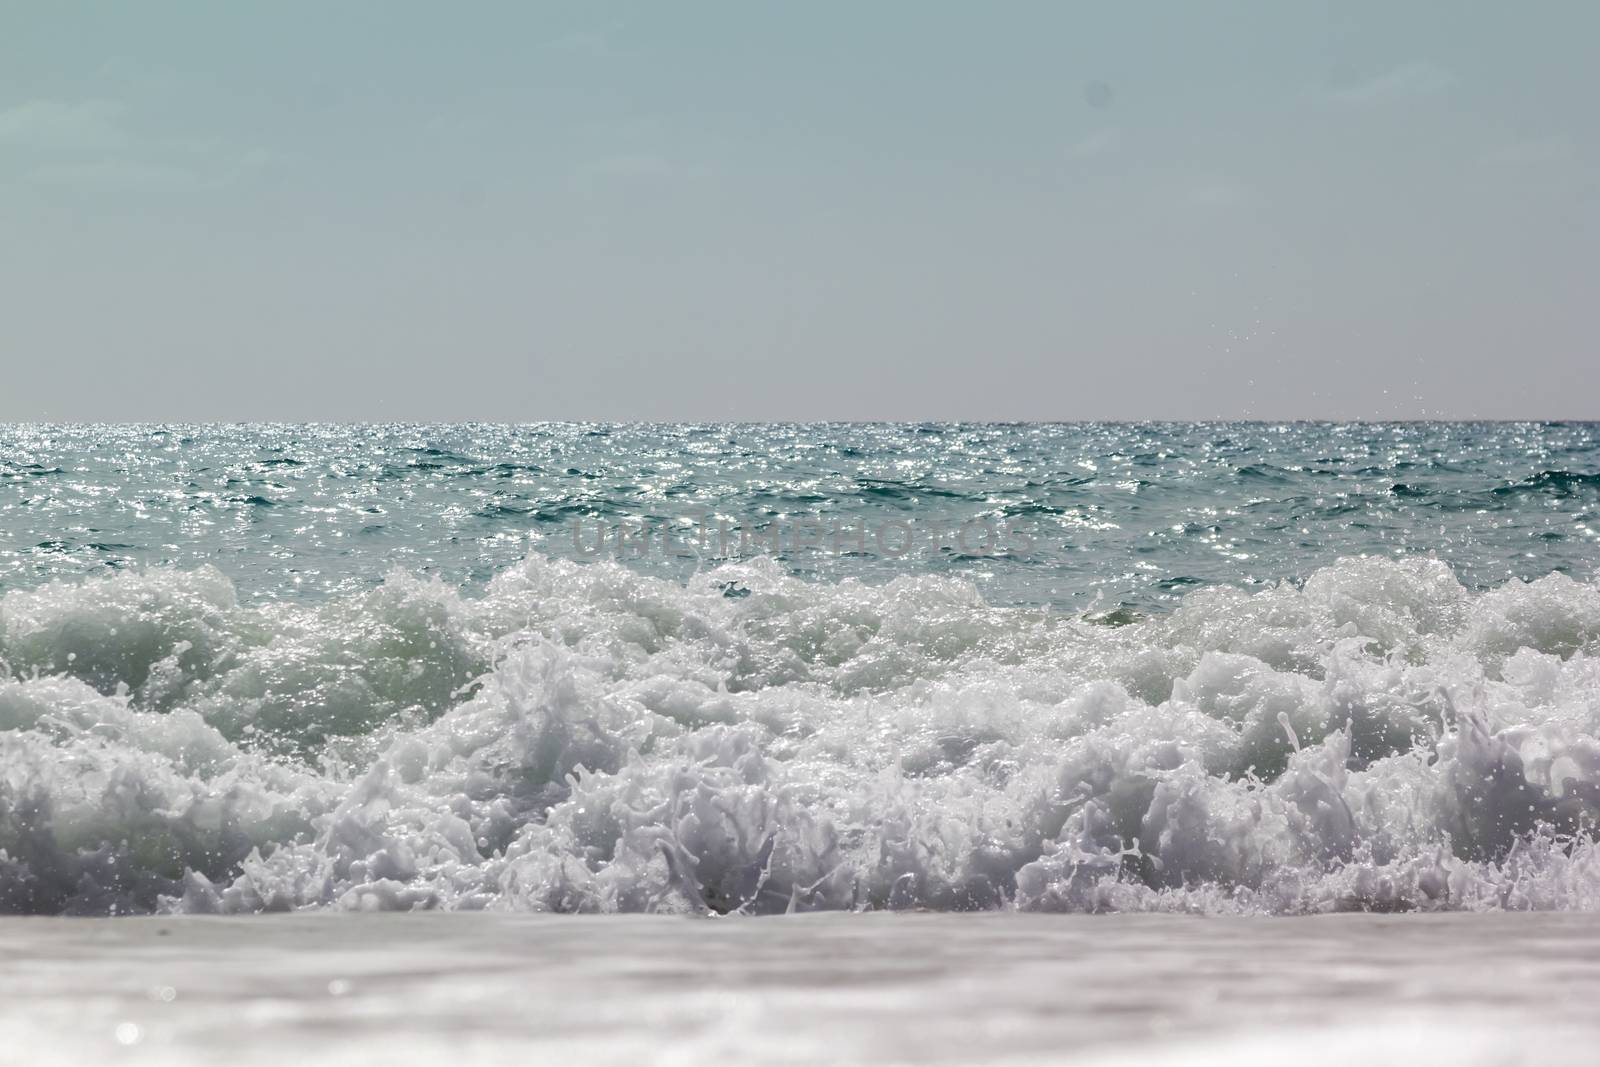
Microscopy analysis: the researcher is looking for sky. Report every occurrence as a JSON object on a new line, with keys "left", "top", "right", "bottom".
{"left": 1, "top": 1, "right": 1596, "bottom": 421}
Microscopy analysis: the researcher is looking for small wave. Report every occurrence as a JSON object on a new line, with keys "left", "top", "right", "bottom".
{"left": 1493, "top": 470, "right": 1600, "bottom": 498}
{"left": 855, "top": 478, "right": 977, "bottom": 502}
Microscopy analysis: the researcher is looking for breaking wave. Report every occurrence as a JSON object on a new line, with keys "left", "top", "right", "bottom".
{"left": 5, "top": 552, "right": 1600, "bottom": 916}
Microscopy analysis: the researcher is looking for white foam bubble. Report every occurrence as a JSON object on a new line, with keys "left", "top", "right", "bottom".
{"left": 5, "top": 553, "right": 1600, "bottom": 915}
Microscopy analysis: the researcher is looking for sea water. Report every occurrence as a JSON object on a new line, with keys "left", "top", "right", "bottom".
{"left": 4, "top": 912, "right": 1596, "bottom": 1065}
{"left": 2, "top": 422, "right": 1600, "bottom": 916}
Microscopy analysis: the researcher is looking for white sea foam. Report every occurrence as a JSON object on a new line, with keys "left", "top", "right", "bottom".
{"left": 4, "top": 553, "right": 1600, "bottom": 915}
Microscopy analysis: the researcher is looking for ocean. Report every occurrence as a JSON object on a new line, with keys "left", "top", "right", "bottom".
{"left": 2, "top": 422, "right": 1600, "bottom": 917}
{"left": 5, "top": 911, "right": 1597, "bottom": 1065}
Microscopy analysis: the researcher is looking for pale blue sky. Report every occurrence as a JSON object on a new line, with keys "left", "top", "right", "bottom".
{"left": 1, "top": 1, "right": 1595, "bottom": 420}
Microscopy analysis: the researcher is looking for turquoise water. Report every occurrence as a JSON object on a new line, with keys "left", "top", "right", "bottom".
{"left": 3, "top": 422, "right": 1597, "bottom": 612}
{"left": 3, "top": 423, "right": 1600, "bottom": 916}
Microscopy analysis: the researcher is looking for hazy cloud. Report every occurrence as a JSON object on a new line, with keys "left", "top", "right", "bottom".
{"left": 1067, "top": 129, "right": 1119, "bottom": 159}
{"left": 0, "top": 98, "right": 128, "bottom": 152}
{"left": 24, "top": 158, "right": 202, "bottom": 190}
{"left": 1186, "top": 175, "right": 1250, "bottom": 207}
{"left": 1331, "top": 61, "right": 1456, "bottom": 105}
{"left": 0, "top": 96, "right": 272, "bottom": 192}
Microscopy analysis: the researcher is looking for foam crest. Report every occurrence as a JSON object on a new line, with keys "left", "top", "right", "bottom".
{"left": 4, "top": 553, "right": 1600, "bottom": 915}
